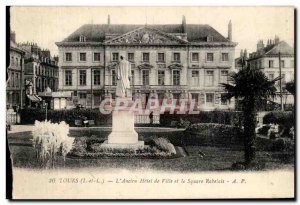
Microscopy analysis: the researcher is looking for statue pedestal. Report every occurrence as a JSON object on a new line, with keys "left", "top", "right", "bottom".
{"left": 101, "top": 97, "right": 144, "bottom": 150}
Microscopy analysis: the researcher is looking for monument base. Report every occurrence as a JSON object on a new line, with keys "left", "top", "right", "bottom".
{"left": 100, "top": 140, "right": 144, "bottom": 150}
{"left": 105, "top": 97, "right": 144, "bottom": 150}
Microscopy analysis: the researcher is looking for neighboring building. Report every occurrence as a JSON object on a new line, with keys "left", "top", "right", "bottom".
{"left": 235, "top": 49, "right": 248, "bottom": 70}
{"left": 7, "top": 32, "right": 25, "bottom": 109}
{"left": 19, "top": 42, "right": 59, "bottom": 107}
{"left": 56, "top": 16, "right": 237, "bottom": 111}
{"left": 248, "top": 36, "right": 294, "bottom": 109}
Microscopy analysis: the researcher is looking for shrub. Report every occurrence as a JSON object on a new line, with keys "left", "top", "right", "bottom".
{"left": 257, "top": 125, "right": 270, "bottom": 135}
{"left": 151, "top": 137, "right": 176, "bottom": 155}
{"left": 270, "top": 138, "right": 295, "bottom": 152}
{"left": 176, "top": 118, "right": 191, "bottom": 129}
{"left": 32, "top": 120, "right": 75, "bottom": 167}
{"left": 185, "top": 123, "right": 243, "bottom": 147}
{"left": 256, "top": 137, "right": 295, "bottom": 152}
{"left": 160, "top": 111, "right": 243, "bottom": 127}
{"left": 71, "top": 137, "right": 87, "bottom": 156}
{"left": 20, "top": 108, "right": 112, "bottom": 126}
{"left": 263, "top": 111, "right": 294, "bottom": 128}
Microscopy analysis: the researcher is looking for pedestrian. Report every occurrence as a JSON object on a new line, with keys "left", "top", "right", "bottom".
{"left": 149, "top": 111, "right": 154, "bottom": 125}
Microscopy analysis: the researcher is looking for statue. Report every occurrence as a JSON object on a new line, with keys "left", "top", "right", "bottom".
{"left": 116, "top": 56, "right": 131, "bottom": 98}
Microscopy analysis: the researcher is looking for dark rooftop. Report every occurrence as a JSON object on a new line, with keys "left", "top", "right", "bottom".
{"left": 60, "top": 24, "right": 230, "bottom": 43}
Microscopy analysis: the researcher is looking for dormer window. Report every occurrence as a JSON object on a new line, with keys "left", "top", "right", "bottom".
{"left": 207, "top": 35, "right": 214, "bottom": 42}
{"left": 79, "top": 35, "right": 86, "bottom": 42}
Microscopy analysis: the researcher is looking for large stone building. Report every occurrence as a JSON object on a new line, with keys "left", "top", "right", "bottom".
{"left": 19, "top": 42, "right": 59, "bottom": 107}
{"left": 7, "top": 32, "right": 25, "bottom": 109}
{"left": 247, "top": 36, "right": 294, "bottom": 109}
{"left": 56, "top": 16, "right": 237, "bottom": 111}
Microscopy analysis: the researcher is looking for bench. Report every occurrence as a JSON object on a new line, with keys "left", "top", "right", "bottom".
{"left": 75, "top": 120, "right": 82, "bottom": 127}
{"left": 88, "top": 120, "right": 95, "bottom": 126}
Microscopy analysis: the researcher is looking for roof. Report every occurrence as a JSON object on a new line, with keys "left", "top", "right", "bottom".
{"left": 248, "top": 41, "right": 294, "bottom": 60}
{"left": 60, "top": 24, "right": 230, "bottom": 43}
{"left": 264, "top": 41, "right": 294, "bottom": 55}
{"left": 10, "top": 40, "right": 25, "bottom": 54}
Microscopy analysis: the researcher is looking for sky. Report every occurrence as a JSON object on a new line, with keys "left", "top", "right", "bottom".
{"left": 10, "top": 6, "right": 294, "bottom": 58}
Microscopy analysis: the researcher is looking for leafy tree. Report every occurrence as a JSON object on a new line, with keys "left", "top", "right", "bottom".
{"left": 221, "top": 67, "right": 279, "bottom": 165}
{"left": 285, "top": 80, "right": 295, "bottom": 96}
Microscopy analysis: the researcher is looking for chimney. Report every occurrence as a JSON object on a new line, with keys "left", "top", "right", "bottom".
{"left": 182, "top": 15, "right": 186, "bottom": 33}
{"left": 10, "top": 31, "right": 16, "bottom": 43}
{"left": 243, "top": 49, "right": 248, "bottom": 58}
{"left": 107, "top": 15, "right": 110, "bottom": 25}
{"left": 275, "top": 35, "right": 280, "bottom": 44}
{"left": 257, "top": 40, "right": 264, "bottom": 51}
{"left": 240, "top": 49, "right": 243, "bottom": 57}
{"left": 228, "top": 20, "right": 232, "bottom": 41}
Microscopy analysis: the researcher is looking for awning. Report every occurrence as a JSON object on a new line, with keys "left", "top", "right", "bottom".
{"left": 27, "top": 94, "right": 42, "bottom": 102}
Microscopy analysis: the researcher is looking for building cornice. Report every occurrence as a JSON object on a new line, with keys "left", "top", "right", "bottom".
{"left": 55, "top": 41, "right": 238, "bottom": 48}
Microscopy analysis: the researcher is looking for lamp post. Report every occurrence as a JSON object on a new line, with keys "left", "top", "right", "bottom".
{"left": 43, "top": 101, "right": 48, "bottom": 121}
{"left": 278, "top": 52, "right": 284, "bottom": 111}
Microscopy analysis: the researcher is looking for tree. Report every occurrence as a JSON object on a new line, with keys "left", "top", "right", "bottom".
{"left": 285, "top": 80, "right": 295, "bottom": 96}
{"left": 221, "top": 67, "right": 279, "bottom": 165}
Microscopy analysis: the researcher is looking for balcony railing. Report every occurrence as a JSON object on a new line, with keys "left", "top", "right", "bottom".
{"left": 104, "top": 85, "right": 188, "bottom": 91}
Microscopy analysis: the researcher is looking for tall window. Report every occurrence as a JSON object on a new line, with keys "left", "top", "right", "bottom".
{"left": 79, "top": 92, "right": 87, "bottom": 99}
{"left": 173, "top": 70, "right": 180, "bottom": 85}
{"left": 130, "top": 70, "right": 135, "bottom": 85}
{"left": 191, "top": 93, "right": 199, "bottom": 103}
{"left": 142, "top": 70, "right": 150, "bottom": 85}
{"left": 281, "top": 60, "right": 285, "bottom": 68}
{"left": 65, "top": 53, "right": 72, "bottom": 61}
{"left": 221, "top": 93, "right": 228, "bottom": 105}
{"left": 173, "top": 93, "right": 180, "bottom": 100}
{"left": 268, "top": 73, "right": 274, "bottom": 80}
{"left": 158, "top": 70, "right": 165, "bottom": 85}
{"left": 16, "top": 58, "right": 18, "bottom": 67}
{"left": 206, "top": 93, "right": 214, "bottom": 104}
{"left": 79, "top": 53, "right": 86, "bottom": 61}
{"left": 10, "top": 57, "right": 14, "bottom": 66}
{"left": 112, "top": 53, "right": 119, "bottom": 61}
{"left": 191, "top": 70, "right": 199, "bottom": 86}
{"left": 173, "top": 53, "right": 180, "bottom": 62}
{"left": 94, "top": 53, "right": 100, "bottom": 61}
{"left": 128, "top": 53, "right": 134, "bottom": 62}
{"left": 206, "top": 53, "right": 214, "bottom": 62}
{"left": 79, "top": 70, "right": 86, "bottom": 86}
{"left": 15, "top": 73, "right": 19, "bottom": 87}
{"left": 111, "top": 69, "right": 117, "bottom": 85}
{"left": 158, "top": 53, "right": 165, "bottom": 62}
{"left": 269, "top": 60, "right": 274, "bottom": 68}
{"left": 220, "top": 70, "right": 228, "bottom": 84}
{"left": 65, "top": 70, "right": 72, "bottom": 86}
{"left": 282, "top": 73, "right": 286, "bottom": 84}
{"left": 94, "top": 70, "right": 100, "bottom": 85}
{"left": 143, "top": 53, "right": 150, "bottom": 62}
{"left": 192, "top": 53, "right": 199, "bottom": 62}
{"left": 11, "top": 72, "right": 15, "bottom": 87}
{"left": 205, "top": 70, "right": 214, "bottom": 86}
{"left": 221, "top": 53, "right": 229, "bottom": 61}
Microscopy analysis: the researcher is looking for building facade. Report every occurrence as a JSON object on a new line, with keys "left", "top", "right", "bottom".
{"left": 56, "top": 16, "right": 237, "bottom": 111}
{"left": 19, "top": 42, "right": 59, "bottom": 107}
{"left": 247, "top": 36, "right": 294, "bottom": 109}
{"left": 7, "top": 32, "right": 25, "bottom": 109}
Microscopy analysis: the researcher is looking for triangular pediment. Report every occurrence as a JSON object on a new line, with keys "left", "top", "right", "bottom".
{"left": 104, "top": 27, "right": 187, "bottom": 45}
{"left": 168, "top": 63, "right": 183, "bottom": 69}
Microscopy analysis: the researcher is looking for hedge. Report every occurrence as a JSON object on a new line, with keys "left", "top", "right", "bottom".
{"left": 263, "top": 111, "right": 294, "bottom": 128}
{"left": 20, "top": 108, "right": 112, "bottom": 126}
{"left": 184, "top": 123, "right": 243, "bottom": 147}
{"left": 160, "top": 111, "right": 243, "bottom": 127}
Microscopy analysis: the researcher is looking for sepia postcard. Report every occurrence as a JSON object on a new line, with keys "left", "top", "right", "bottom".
{"left": 6, "top": 6, "right": 295, "bottom": 199}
